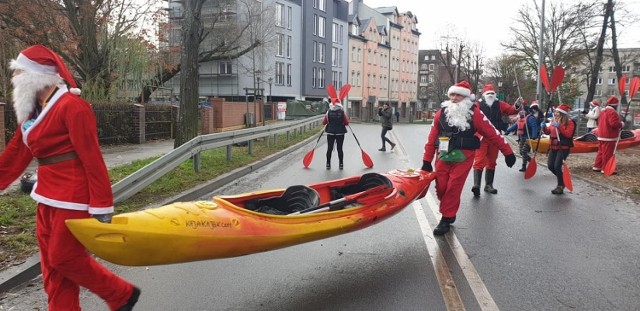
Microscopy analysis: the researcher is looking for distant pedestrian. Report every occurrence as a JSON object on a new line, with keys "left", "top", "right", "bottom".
{"left": 322, "top": 101, "right": 349, "bottom": 170}
{"left": 378, "top": 103, "right": 396, "bottom": 151}
{"left": 505, "top": 102, "right": 541, "bottom": 172}
{"left": 541, "top": 104, "right": 576, "bottom": 194}
{"left": 395, "top": 110, "right": 400, "bottom": 122}
{"left": 584, "top": 100, "right": 600, "bottom": 133}
{"left": 593, "top": 96, "right": 623, "bottom": 174}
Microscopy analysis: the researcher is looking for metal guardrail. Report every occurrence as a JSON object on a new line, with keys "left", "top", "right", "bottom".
{"left": 111, "top": 116, "right": 324, "bottom": 203}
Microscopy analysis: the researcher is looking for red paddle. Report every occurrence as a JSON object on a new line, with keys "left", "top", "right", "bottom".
{"left": 302, "top": 125, "right": 326, "bottom": 168}
{"left": 339, "top": 84, "right": 351, "bottom": 102}
{"left": 618, "top": 74, "right": 627, "bottom": 98}
{"left": 604, "top": 76, "right": 640, "bottom": 176}
{"left": 562, "top": 161, "right": 573, "bottom": 192}
{"left": 550, "top": 66, "right": 565, "bottom": 93}
{"left": 540, "top": 65, "right": 550, "bottom": 93}
{"left": 348, "top": 125, "right": 374, "bottom": 168}
{"left": 326, "top": 84, "right": 338, "bottom": 103}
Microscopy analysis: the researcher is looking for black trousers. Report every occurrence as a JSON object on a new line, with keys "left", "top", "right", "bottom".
{"left": 547, "top": 148, "right": 570, "bottom": 186}
{"left": 326, "top": 134, "right": 345, "bottom": 164}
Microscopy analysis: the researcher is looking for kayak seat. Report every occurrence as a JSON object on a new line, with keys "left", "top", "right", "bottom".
{"left": 247, "top": 185, "right": 320, "bottom": 215}
{"left": 621, "top": 130, "right": 633, "bottom": 139}
{"left": 331, "top": 173, "right": 393, "bottom": 200}
{"left": 576, "top": 133, "right": 597, "bottom": 142}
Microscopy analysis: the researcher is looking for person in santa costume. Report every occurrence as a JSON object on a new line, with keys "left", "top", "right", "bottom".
{"left": 583, "top": 100, "right": 601, "bottom": 133}
{"left": 541, "top": 104, "right": 576, "bottom": 194}
{"left": 0, "top": 45, "right": 140, "bottom": 310}
{"left": 471, "top": 84, "right": 522, "bottom": 197}
{"left": 592, "top": 96, "right": 624, "bottom": 174}
{"left": 421, "top": 81, "right": 516, "bottom": 235}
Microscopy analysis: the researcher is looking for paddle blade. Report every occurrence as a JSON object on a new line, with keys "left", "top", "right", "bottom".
{"left": 302, "top": 149, "right": 315, "bottom": 168}
{"left": 630, "top": 76, "right": 640, "bottom": 99}
{"left": 550, "top": 66, "right": 565, "bottom": 93}
{"left": 361, "top": 150, "right": 374, "bottom": 168}
{"left": 562, "top": 161, "right": 573, "bottom": 192}
{"left": 339, "top": 84, "right": 352, "bottom": 102}
{"left": 326, "top": 84, "right": 338, "bottom": 103}
{"left": 524, "top": 157, "right": 537, "bottom": 179}
{"left": 540, "top": 65, "right": 550, "bottom": 93}
{"left": 603, "top": 155, "right": 617, "bottom": 176}
{"left": 619, "top": 74, "right": 627, "bottom": 97}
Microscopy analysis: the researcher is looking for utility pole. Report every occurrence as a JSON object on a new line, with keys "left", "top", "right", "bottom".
{"left": 537, "top": 0, "right": 546, "bottom": 106}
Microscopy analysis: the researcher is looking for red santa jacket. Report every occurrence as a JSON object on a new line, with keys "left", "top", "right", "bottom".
{"left": 423, "top": 105, "right": 514, "bottom": 163}
{"left": 0, "top": 86, "right": 113, "bottom": 214}
{"left": 596, "top": 106, "right": 623, "bottom": 141}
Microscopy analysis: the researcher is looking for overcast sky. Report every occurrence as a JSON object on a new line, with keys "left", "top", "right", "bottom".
{"left": 358, "top": 0, "right": 640, "bottom": 59}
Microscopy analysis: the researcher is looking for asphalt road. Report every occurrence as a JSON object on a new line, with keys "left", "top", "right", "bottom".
{"left": 2, "top": 122, "right": 639, "bottom": 310}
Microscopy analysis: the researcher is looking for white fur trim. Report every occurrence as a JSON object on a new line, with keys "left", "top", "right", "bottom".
{"left": 10, "top": 53, "right": 57, "bottom": 75}
{"left": 448, "top": 85, "right": 471, "bottom": 97}
{"left": 70, "top": 87, "right": 81, "bottom": 95}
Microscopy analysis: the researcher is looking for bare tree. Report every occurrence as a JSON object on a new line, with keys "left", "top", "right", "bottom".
{"left": 0, "top": 0, "right": 161, "bottom": 101}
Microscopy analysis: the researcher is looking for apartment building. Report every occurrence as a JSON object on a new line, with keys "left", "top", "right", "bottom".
{"left": 347, "top": 0, "right": 419, "bottom": 121}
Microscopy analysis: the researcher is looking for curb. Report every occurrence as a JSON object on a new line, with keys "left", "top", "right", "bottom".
{"left": 0, "top": 131, "right": 320, "bottom": 297}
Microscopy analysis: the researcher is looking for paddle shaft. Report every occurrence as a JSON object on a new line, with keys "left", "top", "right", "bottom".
{"left": 289, "top": 185, "right": 390, "bottom": 215}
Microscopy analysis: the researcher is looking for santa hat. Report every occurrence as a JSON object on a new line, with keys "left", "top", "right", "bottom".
{"left": 590, "top": 100, "right": 600, "bottom": 107}
{"left": 530, "top": 101, "right": 540, "bottom": 110}
{"left": 555, "top": 104, "right": 571, "bottom": 115}
{"left": 481, "top": 84, "right": 496, "bottom": 95}
{"left": 447, "top": 80, "right": 472, "bottom": 97}
{"left": 606, "top": 96, "right": 619, "bottom": 106}
{"left": 9, "top": 45, "right": 81, "bottom": 95}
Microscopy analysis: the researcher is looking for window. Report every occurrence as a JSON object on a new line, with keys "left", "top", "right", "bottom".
{"left": 219, "top": 62, "right": 232, "bottom": 74}
{"left": 313, "top": 14, "right": 317, "bottom": 35}
{"left": 608, "top": 89, "right": 616, "bottom": 96}
{"left": 597, "top": 77, "right": 602, "bottom": 85}
{"left": 608, "top": 78, "right": 616, "bottom": 85}
{"left": 276, "top": 33, "right": 284, "bottom": 56}
{"left": 429, "top": 75, "right": 434, "bottom": 83}
{"left": 275, "top": 3, "right": 284, "bottom": 27}
{"left": 313, "top": 41, "right": 317, "bottom": 62}
{"left": 595, "top": 89, "right": 602, "bottom": 96}
{"left": 622, "top": 65, "right": 631, "bottom": 72}
{"left": 318, "top": 16, "right": 326, "bottom": 38}
{"left": 286, "top": 36, "right": 291, "bottom": 58}
{"left": 318, "top": 43, "right": 325, "bottom": 63}
{"left": 332, "top": 23, "right": 339, "bottom": 43}
{"left": 286, "top": 64, "right": 292, "bottom": 86}
{"left": 332, "top": 47, "right": 338, "bottom": 66}
{"left": 275, "top": 62, "right": 284, "bottom": 85}
{"left": 332, "top": 71, "right": 338, "bottom": 89}
{"left": 429, "top": 64, "right": 434, "bottom": 71}
{"left": 318, "top": 68, "right": 325, "bottom": 88}
{"left": 420, "top": 75, "right": 427, "bottom": 83}
{"left": 318, "top": 0, "right": 325, "bottom": 11}
{"left": 287, "top": 7, "right": 292, "bottom": 30}
{"left": 609, "top": 66, "right": 615, "bottom": 72}
{"left": 351, "top": 47, "right": 356, "bottom": 62}
{"left": 312, "top": 68, "right": 317, "bottom": 88}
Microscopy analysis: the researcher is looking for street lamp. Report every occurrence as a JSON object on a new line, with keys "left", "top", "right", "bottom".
{"left": 266, "top": 77, "right": 273, "bottom": 126}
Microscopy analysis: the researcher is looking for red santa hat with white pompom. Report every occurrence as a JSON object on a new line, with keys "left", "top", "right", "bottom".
{"left": 9, "top": 45, "right": 81, "bottom": 95}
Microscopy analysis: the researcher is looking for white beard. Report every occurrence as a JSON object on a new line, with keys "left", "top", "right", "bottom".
{"left": 442, "top": 98, "right": 473, "bottom": 131}
{"left": 483, "top": 95, "right": 496, "bottom": 106}
{"left": 11, "top": 72, "right": 62, "bottom": 123}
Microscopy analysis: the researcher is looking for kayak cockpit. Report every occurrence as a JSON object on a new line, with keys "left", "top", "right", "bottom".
{"left": 241, "top": 173, "right": 393, "bottom": 215}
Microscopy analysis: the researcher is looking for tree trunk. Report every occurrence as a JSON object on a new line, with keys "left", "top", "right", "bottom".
{"left": 175, "top": 0, "right": 205, "bottom": 148}
{"left": 610, "top": 6, "right": 625, "bottom": 106}
{"left": 585, "top": 1, "right": 612, "bottom": 111}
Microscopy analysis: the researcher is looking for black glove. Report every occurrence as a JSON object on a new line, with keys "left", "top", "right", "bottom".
{"left": 92, "top": 213, "right": 113, "bottom": 224}
{"left": 505, "top": 154, "right": 516, "bottom": 168}
{"left": 421, "top": 160, "right": 433, "bottom": 172}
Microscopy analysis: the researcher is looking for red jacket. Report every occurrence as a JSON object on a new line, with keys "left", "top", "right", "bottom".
{"left": 597, "top": 106, "right": 622, "bottom": 141}
{"left": 423, "top": 106, "right": 513, "bottom": 162}
{"left": 542, "top": 120, "right": 575, "bottom": 150}
{"left": 0, "top": 87, "right": 114, "bottom": 214}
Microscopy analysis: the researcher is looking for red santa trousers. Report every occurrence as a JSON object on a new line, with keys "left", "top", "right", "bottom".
{"left": 593, "top": 140, "right": 616, "bottom": 170}
{"left": 36, "top": 204, "right": 133, "bottom": 311}
{"left": 434, "top": 153, "right": 475, "bottom": 218}
{"left": 472, "top": 139, "right": 499, "bottom": 170}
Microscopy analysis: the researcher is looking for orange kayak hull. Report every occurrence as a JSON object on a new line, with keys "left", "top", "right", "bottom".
{"left": 528, "top": 129, "right": 640, "bottom": 154}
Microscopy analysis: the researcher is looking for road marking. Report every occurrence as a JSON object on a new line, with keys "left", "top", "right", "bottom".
{"left": 423, "top": 193, "right": 500, "bottom": 311}
{"left": 412, "top": 201, "right": 466, "bottom": 310}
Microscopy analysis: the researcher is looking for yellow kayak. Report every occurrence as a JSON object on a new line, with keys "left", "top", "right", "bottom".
{"left": 66, "top": 169, "right": 436, "bottom": 266}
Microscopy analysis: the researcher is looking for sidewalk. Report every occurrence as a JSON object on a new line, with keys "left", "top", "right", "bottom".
{"left": 5, "top": 139, "right": 175, "bottom": 192}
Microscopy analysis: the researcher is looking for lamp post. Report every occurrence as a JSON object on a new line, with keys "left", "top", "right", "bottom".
{"left": 266, "top": 77, "right": 273, "bottom": 126}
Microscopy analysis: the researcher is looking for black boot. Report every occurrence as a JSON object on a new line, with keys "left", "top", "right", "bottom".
{"left": 117, "top": 287, "right": 141, "bottom": 311}
{"left": 551, "top": 185, "right": 564, "bottom": 195}
{"left": 471, "top": 169, "right": 482, "bottom": 197}
{"left": 433, "top": 216, "right": 455, "bottom": 235}
{"left": 519, "top": 161, "right": 527, "bottom": 172}
{"left": 484, "top": 169, "right": 498, "bottom": 194}
{"left": 326, "top": 162, "right": 331, "bottom": 170}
